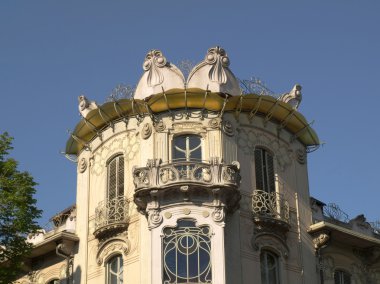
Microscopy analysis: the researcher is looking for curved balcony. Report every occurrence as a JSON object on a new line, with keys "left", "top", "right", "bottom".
{"left": 252, "top": 190, "right": 290, "bottom": 233}
{"left": 133, "top": 158, "right": 241, "bottom": 211}
{"left": 133, "top": 158, "right": 240, "bottom": 190}
{"left": 94, "top": 196, "right": 130, "bottom": 239}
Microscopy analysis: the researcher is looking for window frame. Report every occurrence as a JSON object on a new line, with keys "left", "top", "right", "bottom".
{"left": 171, "top": 134, "right": 203, "bottom": 162}
{"left": 106, "top": 254, "right": 124, "bottom": 284}
{"left": 260, "top": 249, "right": 280, "bottom": 284}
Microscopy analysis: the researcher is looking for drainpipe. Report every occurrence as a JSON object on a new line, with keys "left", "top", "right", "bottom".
{"left": 56, "top": 243, "right": 72, "bottom": 284}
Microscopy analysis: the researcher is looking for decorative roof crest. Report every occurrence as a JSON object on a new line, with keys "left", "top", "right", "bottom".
{"left": 187, "top": 46, "right": 240, "bottom": 96}
{"left": 205, "top": 46, "right": 230, "bottom": 84}
{"left": 143, "top": 50, "right": 167, "bottom": 87}
{"left": 134, "top": 49, "right": 185, "bottom": 100}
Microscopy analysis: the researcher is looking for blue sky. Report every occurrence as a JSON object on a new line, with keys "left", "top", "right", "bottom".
{"left": 0, "top": 1, "right": 379, "bottom": 225}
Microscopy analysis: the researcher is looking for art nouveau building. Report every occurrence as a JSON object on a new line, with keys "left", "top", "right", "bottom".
{"left": 13, "top": 47, "right": 380, "bottom": 284}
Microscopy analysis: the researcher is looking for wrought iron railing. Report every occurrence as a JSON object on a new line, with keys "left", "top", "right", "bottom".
{"left": 94, "top": 196, "right": 129, "bottom": 235}
{"left": 252, "top": 190, "right": 289, "bottom": 223}
{"left": 133, "top": 158, "right": 240, "bottom": 190}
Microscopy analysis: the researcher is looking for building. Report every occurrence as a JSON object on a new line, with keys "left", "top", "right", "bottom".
{"left": 13, "top": 47, "right": 380, "bottom": 284}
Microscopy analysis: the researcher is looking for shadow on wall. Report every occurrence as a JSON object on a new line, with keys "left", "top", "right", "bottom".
{"left": 73, "top": 266, "right": 81, "bottom": 284}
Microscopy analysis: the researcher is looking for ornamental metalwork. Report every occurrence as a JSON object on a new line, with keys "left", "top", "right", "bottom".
{"left": 107, "top": 83, "right": 135, "bottom": 101}
{"left": 163, "top": 219, "right": 212, "bottom": 284}
{"left": 239, "top": 77, "right": 276, "bottom": 97}
{"left": 252, "top": 190, "right": 289, "bottom": 223}
{"left": 133, "top": 159, "right": 240, "bottom": 190}
{"left": 94, "top": 196, "right": 129, "bottom": 238}
{"left": 323, "top": 203, "right": 349, "bottom": 223}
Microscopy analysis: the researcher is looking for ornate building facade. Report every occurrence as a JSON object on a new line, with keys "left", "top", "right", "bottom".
{"left": 13, "top": 47, "right": 380, "bottom": 284}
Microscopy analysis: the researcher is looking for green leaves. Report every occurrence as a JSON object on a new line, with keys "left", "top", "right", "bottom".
{"left": 0, "top": 132, "right": 42, "bottom": 282}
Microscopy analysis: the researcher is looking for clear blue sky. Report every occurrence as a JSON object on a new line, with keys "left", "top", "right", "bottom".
{"left": 1, "top": 1, "right": 379, "bottom": 225}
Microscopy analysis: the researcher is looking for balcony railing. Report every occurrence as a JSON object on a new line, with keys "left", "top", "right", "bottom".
{"left": 94, "top": 196, "right": 129, "bottom": 238}
{"left": 252, "top": 190, "right": 289, "bottom": 224}
{"left": 133, "top": 158, "right": 241, "bottom": 191}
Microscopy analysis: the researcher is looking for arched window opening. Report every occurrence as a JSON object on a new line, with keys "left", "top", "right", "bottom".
{"left": 163, "top": 219, "right": 212, "bottom": 283}
{"left": 254, "top": 148, "right": 275, "bottom": 193}
{"left": 107, "top": 255, "right": 123, "bottom": 284}
{"left": 173, "top": 135, "right": 202, "bottom": 161}
{"left": 47, "top": 280, "right": 60, "bottom": 284}
{"left": 107, "top": 155, "right": 124, "bottom": 200}
{"left": 260, "top": 250, "right": 280, "bottom": 284}
{"left": 334, "top": 270, "right": 351, "bottom": 284}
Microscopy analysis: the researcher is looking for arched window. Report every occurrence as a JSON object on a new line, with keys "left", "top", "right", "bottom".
{"left": 334, "top": 270, "right": 351, "bottom": 284}
{"left": 47, "top": 280, "right": 59, "bottom": 284}
{"left": 106, "top": 255, "right": 123, "bottom": 284}
{"left": 163, "top": 219, "right": 212, "bottom": 283}
{"left": 107, "top": 155, "right": 124, "bottom": 200}
{"left": 260, "top": 250, "right": 280, "bottom": 284}
{"left": 254, "top": 148, "right": 275, "bottom": 193}
{"left": 173, "top": 135, "right": 202, "bottom": 161}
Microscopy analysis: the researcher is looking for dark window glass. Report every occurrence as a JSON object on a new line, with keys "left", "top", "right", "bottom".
{"left": 173, "top": 135, "right": 202, "bottom": 161}
{"left": 163, "top": 219, "right": 212, "bottom": 283}
{"left": 260, "top": 250, "right": 280, "bottom": 284}
{"left": 334, "top": 270, "right": 351, "bottom": 284}
{"left": 255, "top": 149, "right": 275, "bottom": 193}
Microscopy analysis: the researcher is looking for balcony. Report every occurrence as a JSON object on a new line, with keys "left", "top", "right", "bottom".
{"left": 133, "top": 158, "right": 241, "bottom": 211}
{"left": 94, "top": 196, "right": 130, "bottom": 239}
{"left": 252, "top": 190, "right": 290, "bottom": 233}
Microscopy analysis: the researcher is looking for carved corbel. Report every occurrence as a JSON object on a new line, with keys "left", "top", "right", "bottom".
{"left": 312, "top": 231, "right": 330, "bottom": 249}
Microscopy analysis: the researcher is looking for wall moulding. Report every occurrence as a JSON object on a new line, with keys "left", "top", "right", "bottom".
{"left": 236, "top": 127, "right": 293, "bottom": 171}
{"left": 96, "top": 238, "right": 131, "bottom": 266}
{"left": 90, "top": 132, "right": 140, "bottom": 176}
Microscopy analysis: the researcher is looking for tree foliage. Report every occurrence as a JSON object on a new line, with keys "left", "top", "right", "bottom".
{"left": 0, "top": 132, "right": 42, "bottom": 282}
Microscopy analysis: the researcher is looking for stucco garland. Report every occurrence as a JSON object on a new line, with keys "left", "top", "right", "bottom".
{"left": 96, "top": 238, "right": 131, "bottom": 266}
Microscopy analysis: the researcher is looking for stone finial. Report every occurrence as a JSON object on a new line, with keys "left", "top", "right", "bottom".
{"left": 279, "top": 84, "right": 302, "bottom": 109}
{"left": 187, "top": 46, "right": 240, "bottom": 96}
{"left": 134, "top": 49, "right": 185, "bottom": 100}
{"left": 78, "top": 95, "right": 98, "bottom": 118}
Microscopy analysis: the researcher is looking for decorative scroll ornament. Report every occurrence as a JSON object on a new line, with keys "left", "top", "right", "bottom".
{"left": 143, "top": 50, "right": 167, "bottom": 87}
{"left": 222, "top": 120, "right": 235, "bottom": 136}
{"left": 78, "top": 158, "right": 87, "bottom": 173}
{"left": 141, "top": 123, "right": 152, "bottom": 140}
{"left": 312, "top": 232, "right": 330, "bottom": 249}
{"left": 296, "top": 148, "right": 306, "bottom": 164}
{"left": 205, "top": 46, "right": 230, "bottom": 84}
{"left": 147, "top": 209, "right": 163, "bottom": 230}
{"left": 212, "top": 207, "right": 225, "bottom": 224}
{"left": 208, "top": 118, "right": 220, "bottom": 128}
{"left": 154, "top": 120, "right": 166, "bottom": 132}
{"left": 96, "top": 240, "right": 130, "bottom": 266}
{"left": 279, "top": 84, "right": 302, "bottom": 109}
{"left": 78, "top": 95, "right": 98, "bottom": 118}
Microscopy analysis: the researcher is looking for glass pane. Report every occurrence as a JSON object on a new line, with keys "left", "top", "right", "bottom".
{"left": 107, "top": 255, "right": 123, "bottom": 284}
{"left": 173, "top": 135, "right": 202, "bottom": 161}
{"left": 163, "top": 219, "right": 212, "bottom": 283}
{"left": 260, "top": 251, "right": 279, "bottom": 284}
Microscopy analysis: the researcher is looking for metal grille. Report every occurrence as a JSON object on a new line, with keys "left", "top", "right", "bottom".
{"left": 163, "top": 219, "right": 212, "bottom": 284}
{"left": 252, "top": 190, "right": 289, "bottom": 222}
{"left": 95, "top": 196, "right": 129, "bottom": 230}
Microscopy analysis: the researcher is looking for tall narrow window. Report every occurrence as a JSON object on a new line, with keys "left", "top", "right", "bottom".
{"left": 163, "top": 219, "right": 212, "bottom": 283}
{"left": 107, "top": 155, "right": 124, "bottom": 200}
{"left": 334, "top": 270, "right": 351, "bottom": 284}
{"left": 255, "top": 148, "right": 275, "bottom": 193}
{"left": 260, "top": 250, "right": 280, "bottom": 284}
{"left": 107, "top": 255, "right": 123, "bottom": 284}
{"left": 107, "top": 155, "right": 125, "bottom": 223}
{"left": 173, "top": 135, "right": 202, "bottom": 161}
